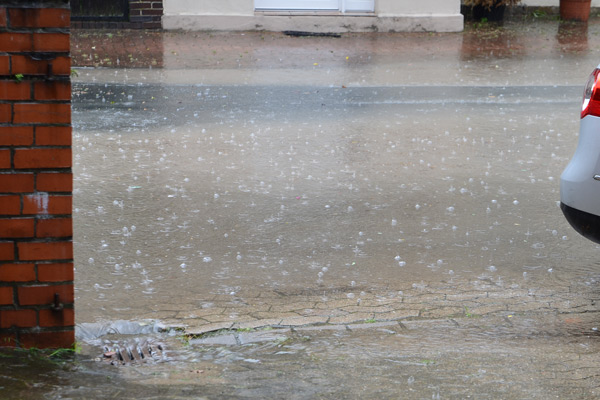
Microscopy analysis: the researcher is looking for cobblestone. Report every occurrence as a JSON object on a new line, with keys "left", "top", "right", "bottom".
{"left": 419, "top": 307, "right": 465, "bottom": 319}
{"left": 185, "top": 322, "right": 234, "bottom": 336}
{"left": 373, "top": 309, "right": 420, "bottom": 320}
{"left": 126, "top": 280, "right": 600, "bottom": 338}
{"left": 232, "top": 318, "right": 284, "bottom": 330}
{"left": 328, "top": 313, "right": 375, "bottom": 325}
{"left": 280, "top": 315, "right": 329, "bottom": 326}
{"left": 269, "top": 301, "right": 318, "bottom": 312}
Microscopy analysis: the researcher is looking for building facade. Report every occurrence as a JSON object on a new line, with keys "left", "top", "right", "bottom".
{"left": 162, "top": 0, "right": 464, "bottom": 33}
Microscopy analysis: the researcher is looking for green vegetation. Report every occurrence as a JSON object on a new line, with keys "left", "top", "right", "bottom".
{"left": 48, "top": 342, "right": 81, "bottom": 360}
{"left": 464, "top": 307, "right": 481, "bottom": 318}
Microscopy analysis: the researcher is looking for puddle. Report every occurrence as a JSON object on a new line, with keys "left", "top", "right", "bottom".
{"left": 3, "top": 314, "right": 600, "bottom": 399}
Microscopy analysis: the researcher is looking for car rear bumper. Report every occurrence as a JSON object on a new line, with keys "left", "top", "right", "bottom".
{"left": 561, "top": 202, "right": 600, "bottom": 244}
{"left": 560, "top": 115, "right": 600, "bottom": 216}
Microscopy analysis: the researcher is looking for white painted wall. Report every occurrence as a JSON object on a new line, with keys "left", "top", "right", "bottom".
{"left": 162, "top": 0, "right": 464, "bottom": 32}
{"left": 164, "top": 0, "right": 460, "bottom": 16}
{"left": 164, "top": 0, "right": 253, "bottom": 15}
{"left": 377, "top": 0, "right": 459, "bottom": 15}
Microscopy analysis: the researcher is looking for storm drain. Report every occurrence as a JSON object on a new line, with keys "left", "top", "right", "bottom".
{"left": 102, "top": 341, "right": 165, "bottom": 366}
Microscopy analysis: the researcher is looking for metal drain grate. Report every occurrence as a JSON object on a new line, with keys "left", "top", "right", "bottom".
{"left": 102, "top": 341, "right": 165, "bottom": 365}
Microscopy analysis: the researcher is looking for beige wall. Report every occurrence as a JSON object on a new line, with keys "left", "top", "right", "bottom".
{"left": 165, "top": 0, "right": 254, "bottom": 15}
{"left": 162, "top": 0, "right": 464, "bottom": 32}
{"left": 376, "top": 0, "right": 459, "bottom": 15}
{"left": 164, "top": 0, "right": 461, "bottom": 16}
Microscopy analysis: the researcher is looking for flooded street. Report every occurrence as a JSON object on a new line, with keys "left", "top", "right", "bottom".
{"left": 71, "top": 82, "right": 592, "bottom": 327}
{"left": 5, "top": 19, "right": 600, "bottom": 398}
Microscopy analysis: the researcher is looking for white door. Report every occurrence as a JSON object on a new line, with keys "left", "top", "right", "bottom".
{"left": 255, "top": 0, "right": 374, "bottom": 12}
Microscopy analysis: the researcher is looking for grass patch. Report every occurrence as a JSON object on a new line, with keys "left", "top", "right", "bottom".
{"left": 464, "top": 307, "right": 481, "bottom": 318}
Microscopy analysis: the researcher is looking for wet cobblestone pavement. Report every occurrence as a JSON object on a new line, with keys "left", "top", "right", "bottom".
{"left": 129, "top": 273, "right": 600, "bottom": 337}
{"left": 44, "top": 15, "right": 600, "bottom": 399}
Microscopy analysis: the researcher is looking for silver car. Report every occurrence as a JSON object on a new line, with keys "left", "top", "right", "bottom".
{"left": 561, "top": 66, "right": 600, "bottom": 243}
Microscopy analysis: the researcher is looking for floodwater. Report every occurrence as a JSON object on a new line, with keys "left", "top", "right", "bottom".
{"left": 72, "top": 83, "right": 591, "bottom": 321}
{"left": 4, "top": 315, "right": 600, "bottom": 399}
{"left": 6, "top": 19, "right": 600, "bottom": 398}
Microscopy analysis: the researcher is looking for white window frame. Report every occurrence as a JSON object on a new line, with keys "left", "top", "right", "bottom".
{"left": 255, "top": 0, "right": 374, "bottom": 12}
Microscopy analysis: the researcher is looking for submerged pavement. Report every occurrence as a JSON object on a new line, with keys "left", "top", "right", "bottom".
{"left": 14, "top": 16, "right": 599, "bottom": 399}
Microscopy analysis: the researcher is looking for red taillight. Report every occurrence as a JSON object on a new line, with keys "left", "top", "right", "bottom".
{"left": 582, "top": 68, "right": 600, "bottom": 119}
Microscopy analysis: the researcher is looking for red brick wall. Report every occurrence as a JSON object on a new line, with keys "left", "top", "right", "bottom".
{"left": 129, "top": 0, "right": 163, "bottom": 29}
{"left": 0, "top": 1, "right": 74, "bottom": 349}
{"left": 71, "top": 0, "right": 163, "bottom": 30}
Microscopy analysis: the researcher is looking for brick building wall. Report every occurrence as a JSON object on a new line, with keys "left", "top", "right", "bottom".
{"left": 129, "top": 0, "right": 163, "bottom": 29}
{"left": 0, "top": 0, "right": 74, "bottom": 349}
{"left": 71, "top": 0, "right": 163, "bottom": 30}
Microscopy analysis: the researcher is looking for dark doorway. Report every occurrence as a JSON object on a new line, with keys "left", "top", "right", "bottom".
{"left": 71, "top": 0, "right": 129, "bottom": 21}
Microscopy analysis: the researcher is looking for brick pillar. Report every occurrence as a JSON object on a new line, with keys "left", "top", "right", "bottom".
{"left": 0, "top": 1, "right": 74, "bottom": 349}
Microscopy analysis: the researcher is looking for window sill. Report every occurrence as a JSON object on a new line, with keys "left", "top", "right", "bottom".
{"left": 255, "top": 11, "right": 375, "bottom": 17}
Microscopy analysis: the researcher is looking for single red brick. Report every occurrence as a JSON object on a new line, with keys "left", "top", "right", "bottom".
{"left": 39, "top": 308, "right": 74, "bottom": 327}
{"left": 0, "top": 242, "right": 14, "bottom": 261}
{"left": 0, "top": 8, "right": 6, "bottom": 28}
{"left": 143, "top": 21, "right": 162, "bottom": 29}
{"left": 33, "top": 33, "right": 69, "bottom": 53}
{"left": 33, "top": 81, "right": 71, "bottom": 101}
{"left": 17, "top": 283, "right": 73, "bottom": 305}
{"left": 0, "top": 263, "right": 35, "bottom": 282}
{"left": 35, "top": 126, "right": 72, "bottom": 146}
{"left": 0, "top": 127, "right": 34, "bottom": 146}
{"left": 0, "top": 218, "right": 34, "bottom": 238}
{"left": 36, "top": 218, "right": 72, "bottom": 238}
{"left": 141, "top": 9, "right": 163, "bottom": 16}
{"left": 19, "top": 329, "right": 74, "bottom": 349}
{"left": 130, "top": 1, "right": 153, "bottom": 9}
{"left": 0, "top": 173, "right": 34, "bottom": 193}
{"left": 0, "top": 309, "right": 37, "bottom": 328}
{"left": 14, "top": 148, "right": 71, "bottom": 169}
{"left": 51, "top": 56, "right": 71, "bottom": 76}
{"left": 17, "top": 241, "right": 72, "bottom": 261}
{"left": 0, "top": 195, "right": 21, "bottom": 215}
{"left": 37, "top": 262, "right": 73, "bottom": 282}
{"left": 23, "top": 194, "right": 71, "bottom": 215}
{"left": 0, "top": 286, "right": 13, "bottom": 305}
{"left": 10, "top": 55, "right": 71, "bottom": 76}
{"left": 36, "top": 173, "right": 72, "bottom": 192}
{"left": 0, "top": 333, "right": 17, "bottom": 348}
{"left": 0, "top": 55, "right": 9, "bottom": 75}
{"left": 8, "top": 8, "right": 70, "bottom": 28}
{"left": 0, "top": 81, "right": 31, "bottom": 101}
{"left": 0, "top": 149, "right": 10, "bottom": 169}
{"left": 0, "top": 33, "right": 32, "bottom": 52}
{"left": 13, "top": 103, "right": 70, "bottom": 125}
{"left": 0, "top": 103, "right": 10, "bottom": 123}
